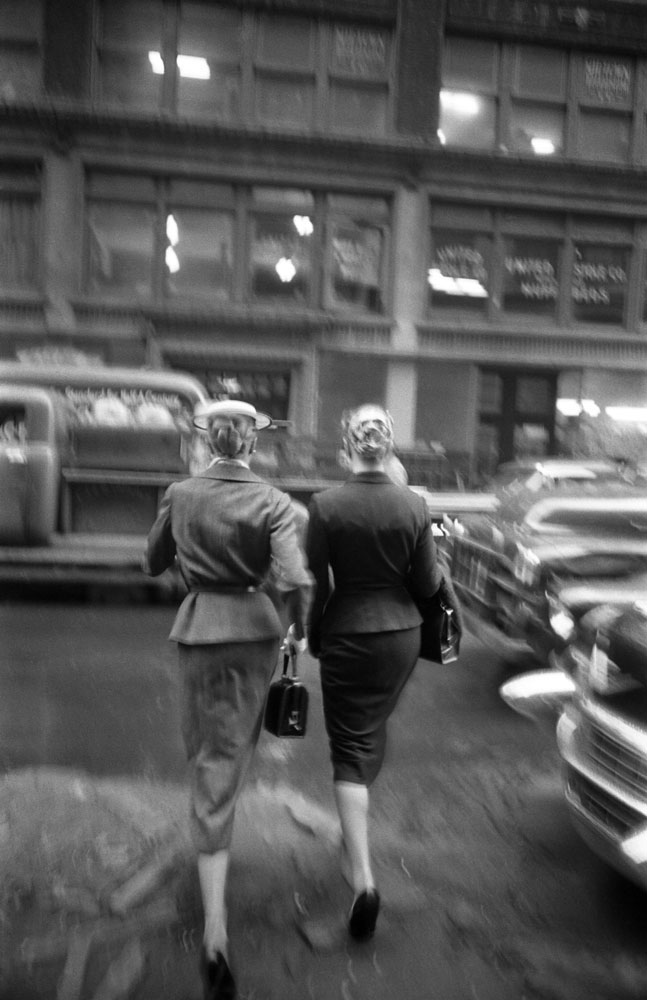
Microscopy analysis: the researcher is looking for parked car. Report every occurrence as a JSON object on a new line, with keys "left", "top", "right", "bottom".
{"left": 488, "top": 457, "right": 622, "bottom": 496}
{"left": 448, "top": 480, "right": 647, "bottom": 662}
{"left": 501, "top": 597, "right": 647, "bottom": 891}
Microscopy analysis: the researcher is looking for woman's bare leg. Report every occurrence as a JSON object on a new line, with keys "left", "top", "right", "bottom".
{"left": 198, "top": 849, "right": 230, "bottom": 959}
{"left": 334, "top": 781, "right": 375, "bottom": 893}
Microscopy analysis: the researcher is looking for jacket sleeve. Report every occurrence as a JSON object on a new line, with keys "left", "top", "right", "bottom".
{"left": 304, "top": 497, "right": 330, "bottom": 657}
{"left": 407, "top": 503, "right": 443, "bottom": 601}
{"left": 268, "top": 492, "right": 312, "bottom": 639}
{"left": 143, "top": 486, "right": 177, "bottom": 577}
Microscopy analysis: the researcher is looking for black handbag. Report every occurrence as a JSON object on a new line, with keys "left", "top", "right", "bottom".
{"left": 418, "top": 596, "right": 461, "bottom": 664}
{"left": 264, "top": 642, "right": 309, "bottom": 738}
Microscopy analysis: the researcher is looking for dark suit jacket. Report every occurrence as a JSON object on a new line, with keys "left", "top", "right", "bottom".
{"left": 305, "top": 471, "right": 442, "bottom": 654}
{"left": 145, "top": 462, "right": 311, "bottom": 644}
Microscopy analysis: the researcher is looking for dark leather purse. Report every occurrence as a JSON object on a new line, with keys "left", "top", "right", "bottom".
{"left": 264, "top": 641, "right": 309, "bottom": 738}
{"left": 418, "top": 595, "right": 461, "bottom": 664}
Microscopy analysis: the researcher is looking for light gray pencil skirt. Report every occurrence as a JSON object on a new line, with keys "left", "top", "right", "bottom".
{"left": 178, "top": 638, "right": 279, "bottom": 853}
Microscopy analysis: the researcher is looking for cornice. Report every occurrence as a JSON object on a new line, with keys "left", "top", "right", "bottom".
{"left": 417, "top": 323, "right": 647, "bottom": 370}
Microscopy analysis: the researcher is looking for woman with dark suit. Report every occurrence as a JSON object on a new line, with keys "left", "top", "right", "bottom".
{"left": 144, "top": 399, "right": 311, "bottom": 1000}
{"left": 305, "top": 403, "right": 456, "bottom": 941}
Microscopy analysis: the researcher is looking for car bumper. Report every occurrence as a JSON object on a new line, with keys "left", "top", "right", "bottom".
{"left": 557, "top": 707, "right": 647, "bottom": 890}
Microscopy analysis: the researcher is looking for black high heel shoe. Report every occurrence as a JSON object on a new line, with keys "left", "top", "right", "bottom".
{"left": 348, "top": 888, "right": 380, "bottom": 940}
{"left": 199, "top": 947, "right": 236, "bottom": 1000}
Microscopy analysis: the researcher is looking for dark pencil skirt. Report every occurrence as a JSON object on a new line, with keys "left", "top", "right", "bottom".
{"left": 319, "top": 627, "right": 421, "bottom": 786}
{"left": 178, "top": 637, "right": 279, "bottom": 853}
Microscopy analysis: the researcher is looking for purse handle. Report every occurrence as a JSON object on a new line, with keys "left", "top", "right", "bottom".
{"left": 280, "top": 636, "right": 299, "bottom": 678}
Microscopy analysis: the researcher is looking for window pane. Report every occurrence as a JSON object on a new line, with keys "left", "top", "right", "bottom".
{"left": 439, "top": 91, "right": 496, "bottom": 148}
{"left": 509, "top": 104, "right": 564, "bottom": 156}
{"left": 478, "top": 372, "right": 502, "bottom": 415}
{"left": 249, "top": 213, "right": 312, "bottom": 303}
{"left": 87, "top": 204, "right": 155, "bottom": 300}
{"left": 516, "top": 377, "right": 553, "bottom": 415}
{"left": 0, "top": 0, "right": 42, "bottom": 40}
{"left": 329, "top": 83, "right": 387, "bottom": 135}
{"left": 328, "top": 221, "right": 385, "bottom": 314}
{"left": 101, "top": 0, "right": 162, "bottom": 50}
{"left": 0, "top": 198, "right": 39, "bottom": 288}
{"left": 514, "top": 45, "right": 566, "bottom": 99}
{"left": 255, "top": 74, "right": 314, "bottom": 128}
{"left": 428, "top": 230, "right": 490, "bottom": 311}
{"left": 257, "top": 15, "right": 314, "bottom": 70}
{"left": 164, "top": 208, "right": 233, "bottom": 302}
{"left": 503, "top": 238, "right": 559, "bottom": 316}
{"left": 443, "top": 38, "right": 498, "bottom": 91}
{"left": 0, "top": 50, "right": 41, "bottom": 101}
{"left": 98, "top": 52, "right": 162, "bottom": 108}
{"left": 572, "top": 244, "right": 628, "bottom": 324}
{"left": 578, "top": 112, "right": 630, "bottom": 164}
{"left": 179, "top": 4, "right": 241, "bottom": 62}
{"left": 177, "top": 67, "right": 240, "bottom": 119}
{"left": 331, "top": 26, "right": 389, "bottom": 77}
{"left": 204, "top": 369, "right": 291, "bottom": 421}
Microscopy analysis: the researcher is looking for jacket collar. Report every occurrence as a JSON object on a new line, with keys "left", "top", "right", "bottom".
{"left": 198, "top": 462, "right": 264, "bottom": 484}
{"left": 348, "top": 471, "right": 392, "bottom": 484}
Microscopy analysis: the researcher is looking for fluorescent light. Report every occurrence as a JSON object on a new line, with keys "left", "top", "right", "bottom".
{"left": 581, "top": 399, "right": 600, "bottom": 417}
{"left": 293, "top": 215, "right": 313, "bottom": 237}
{"left": 427, "top": 268, "right": 488, "bottom": 298}
{"left": 177, "top": 55, "right": 210, "bottom": 80}
{"left": 531, "top": 137, "right": 555, "bottom": 155}
{"left": 439, "top": 90, "right": 480, "bottom": 116}
{"left": 437, "top": 129, "right": 446, "bottom": 145}
{"left": 275, "top": 257, "right": 296, "bottom": 283}
{"left": 166, "top": 214, "right": 179, "bottom": 247}
{"left": 148, "top": 51, "right": 165, "bottom": 75}
{"left": 556, "top": 398, "right": 582, "bottom": 417}
{"left": 148, "top": 51, "right": 210, "bottom": 80}
{"left": 606, "top": 406, "right": 647, "bottom": 423}
{"left": 165, "top": 246, "right": 180, "bottom": 274}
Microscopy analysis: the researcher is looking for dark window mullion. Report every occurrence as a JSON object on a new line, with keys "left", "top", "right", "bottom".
{"left": 235, "top": 186, "right": 250, "bottom": 303}
{"left": 240, "top": 11, "right": 255, "bottom": 125}
{"left": 315, "top": 20, "right": 329, "bottom": 131}
{"left": 563, "top": 51, "right": 579, "bottom": 158}
{"left": 153, "top": 180, "right": 168, "bottom": 300}
{"left": 498, "top": 44, "right": 513, "bottom": 153}
{"left": 310, "top": 192, "right": 326, "bottom": 307}
{"left": 160, "top": 0, "right": 179, "bottom": 112}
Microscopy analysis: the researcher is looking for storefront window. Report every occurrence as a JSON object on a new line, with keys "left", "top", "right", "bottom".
{"left": 428, "top": 229, "right": 491, "bottom": 311}
{"left": 439, "top": 37, "right": 498, "bottom": 149}
{"left": 0, "top": 165, "right": 40, "bottom": 289}
{"left": 513, "top": 46, "right": 567, "bottom": 101}
{"left": 164, "top": 208, "right": 234, "bottom": 302}
{"left": 571, "top": 244, "right": 628, "bottom": 324}
{"left": 249, "top": 189, "right": 315, "bottom": 303}
{"left": 326, "top": 196, "right": 388, "bottom": 314}
{"left": 503, "top": 237, "right": 559, "bottom": 316}
{"left": 87, "top": 203, "right": 155, "bottom": 300}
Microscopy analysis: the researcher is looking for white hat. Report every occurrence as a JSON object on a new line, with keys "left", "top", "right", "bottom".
{"left": 193, "top": 398, "right": 272, "bottom": 431}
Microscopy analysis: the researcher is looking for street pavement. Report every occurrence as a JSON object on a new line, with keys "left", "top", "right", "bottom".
{"left": 3, "top": 632, "right": 647, "bottom": 1000}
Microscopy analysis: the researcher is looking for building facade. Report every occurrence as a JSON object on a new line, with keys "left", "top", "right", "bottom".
{"left": 2, "top": 0, "right": 647, "bottom": 485}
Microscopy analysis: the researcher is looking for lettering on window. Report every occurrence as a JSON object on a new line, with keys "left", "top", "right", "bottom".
{"left": 333, "top": 27, "right": 387, "bottom": 77}
{"left": 584, "top": 58, "right": 631, "bottom": 104}
{"left": 571, "top": 249, "right": 627, "bottom": 306}
{"left": 434, "top": 245, "right": 487, "bottom": 281}
{"left": 505, "top": 256, "right": 558, "bottom": 300}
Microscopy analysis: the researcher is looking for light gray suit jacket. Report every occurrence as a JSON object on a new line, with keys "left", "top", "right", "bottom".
{"left": 145, "top": 462, "right": 311, "bottom": 645}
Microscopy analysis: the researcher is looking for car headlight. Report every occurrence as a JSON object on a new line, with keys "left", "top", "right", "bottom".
{"left": 547, "top": 595, "right": 576, "bottom": 643}
{"left": 513, "top": 544, "right": 541, "bottom": 586}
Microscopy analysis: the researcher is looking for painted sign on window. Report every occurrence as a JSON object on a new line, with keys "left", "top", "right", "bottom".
{"left": 333, "top": 27, "right": 388, "bottom": 76}
{"left": 505, "top": 255, "right": 558, "bottom": 301}
{"left": 584, "top": 58, "right": 631, "bottom": 104}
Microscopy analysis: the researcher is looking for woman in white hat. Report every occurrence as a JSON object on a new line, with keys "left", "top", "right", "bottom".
{"left": 144, "top": 399, "right": 311, "bottom": 1000}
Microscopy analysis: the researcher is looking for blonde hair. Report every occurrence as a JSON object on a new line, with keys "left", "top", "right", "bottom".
{"left": 208, "top": 415, "right": 256, "bottom": 459}
{"left": 341, "top": 404, "right": 394, "bottom": 462}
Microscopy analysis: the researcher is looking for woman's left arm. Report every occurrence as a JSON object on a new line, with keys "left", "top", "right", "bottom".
{"left": 143, "top": 487, "right": 177, "bottom": 576}
{"left": 304, "top": 499, "right": 331, "bottom": 658}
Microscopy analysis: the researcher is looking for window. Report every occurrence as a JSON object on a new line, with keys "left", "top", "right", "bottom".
{"left": 326, "top": 195, "right": 389, "bottom": 312}
{"left": 441, "top": 38, "right": 641, "bottom": 165}
{"left": 96, "top": 1, "right": 392, "bottom": 136}
{"left": 85, "top": 173, "right": 391, "bottom": 314}
{"left": 571, "top": 244, "right": 629, "bottom": 324}
{"left": 0, "top": 164, "right": 41, "bottom": 290}
{"left": 429, "top": 204, "right": 635, "bottom": 327}
{"left": 0, "top": 0, "right": 42, "bottom": 102}
{"left": 503, "top": 237, "right": 560, "bottom": 317}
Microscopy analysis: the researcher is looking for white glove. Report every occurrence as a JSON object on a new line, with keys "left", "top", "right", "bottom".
{"left": 287, "top": 623, "right": 308, "bottom": 654}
